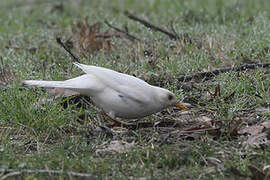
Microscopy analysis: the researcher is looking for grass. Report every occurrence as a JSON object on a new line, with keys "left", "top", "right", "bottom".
{"left": 0, "top": 0, "right": 270, "bottom": 179}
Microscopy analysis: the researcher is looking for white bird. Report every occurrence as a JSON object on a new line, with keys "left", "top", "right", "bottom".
{"left": 23, "top": 63, "right": 187, "bottom": 122}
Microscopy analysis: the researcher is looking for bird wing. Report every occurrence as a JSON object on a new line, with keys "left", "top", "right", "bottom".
{"left": 115, "top": 85, "right": 149, "bottom": 104}
{"left": 74, "top": 63, "right": 153, "bottom": 104}
{"left": 23, "top": 74, "right": 104, "bottom": 95}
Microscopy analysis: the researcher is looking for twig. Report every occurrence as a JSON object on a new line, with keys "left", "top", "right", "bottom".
{"left": 56, "top": 37, "right": 80, "bottom": 62}
{"left": 124, "top": 11, "right": 178, "bottom": 40}
{"left": 178, "top": 63, "right": 270, "bottom": 82}
{"left": 0, "top": 168, "right": 94, "bottom": 178}
{"left": 104, "top": 20, "right": 142, "bottom": 42}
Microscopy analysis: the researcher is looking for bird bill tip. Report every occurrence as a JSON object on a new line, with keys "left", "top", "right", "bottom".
{"left": 175, "top": 102, "right": 189, "bottom": 110}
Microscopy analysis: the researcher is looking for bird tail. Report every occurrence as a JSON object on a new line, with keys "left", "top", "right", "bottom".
{"left": 23, "top": 74, "right": 93, "bottom": 89}
{"left": 23, "top": 74, "right": 98, "bottom": 96}
{"left": 23, "top": 80, "right": 69, "bottom": 88}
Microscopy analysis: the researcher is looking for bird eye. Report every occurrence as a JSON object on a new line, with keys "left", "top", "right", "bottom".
{"left": 168, "top": 94, "right": 173, "bottom": 101}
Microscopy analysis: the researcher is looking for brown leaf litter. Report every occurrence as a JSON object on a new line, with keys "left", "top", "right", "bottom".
{"left": 96, "top": 140, "right": 135, "bottom": 154}
{"left": 72, "top": 18, "right": 117, "bottom": 53}
{"left": 239, "top": 120, "right": 270, "bottom": 148}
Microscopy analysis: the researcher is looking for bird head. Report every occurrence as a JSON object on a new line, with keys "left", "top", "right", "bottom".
{"left": 154, "top": 87, "right": 188, "bottom": 110}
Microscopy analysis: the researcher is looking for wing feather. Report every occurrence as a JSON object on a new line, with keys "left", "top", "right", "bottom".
{"left": 74, "top": 63, "right": 153, "bottom": 104}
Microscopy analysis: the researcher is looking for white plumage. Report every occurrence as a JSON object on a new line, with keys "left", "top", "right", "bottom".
{"left": 23, "top": 63, "right": 187, "bottom": 119}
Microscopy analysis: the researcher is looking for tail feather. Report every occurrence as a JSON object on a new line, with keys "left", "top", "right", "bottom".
{"left": 23, "top": 80, "right": 69, "bottom": 88}
{"left": 23, "top": 74, "right": 103, "bottom": 96}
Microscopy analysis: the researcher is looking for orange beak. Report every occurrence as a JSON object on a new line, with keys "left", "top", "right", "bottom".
{"left": 175, "top": 102, "right": 188, "bottom": 110}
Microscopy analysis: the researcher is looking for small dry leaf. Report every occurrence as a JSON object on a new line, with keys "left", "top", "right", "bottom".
{"left": 182, "top": 117, "right": 221, "bottom": 137}
{"left": 96, "top": 140, "right": 135, "bottom": 153}
{"left": 238, "top": 125, "right": 264, "bottom": 135}
{"left": 74, "top": 19, "right": 115, "bottom": 53}
{"left": 194, "top": 116, "right": 212, "bottom": 127}
{"left": 239, "top": 120, "right": 270, "bottom": 148}
{"left": 246, "top": 132, "right": 269, "bottom": 148}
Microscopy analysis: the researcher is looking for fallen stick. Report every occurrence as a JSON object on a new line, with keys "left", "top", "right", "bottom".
{"left": 0, "top": 168, "right": 94, "bottom": 178}
{"left": 56, "top": 37, "right": 80, "bottom": 62}
{"left": 124, "top": 11, "right": 178, "bottom": 40}
{"left": 178, "top": 63, "right": 270, "bottom": 82}
{"left": 104, "top": 20, "right": 142, "bottom": 42}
